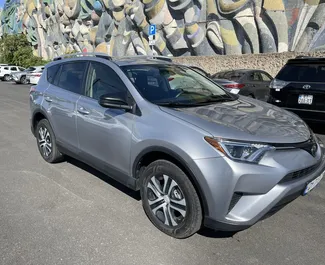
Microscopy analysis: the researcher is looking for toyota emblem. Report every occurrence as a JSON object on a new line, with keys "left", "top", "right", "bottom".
{"left": 303, "top": 84, "right": 311, "bottom": 89}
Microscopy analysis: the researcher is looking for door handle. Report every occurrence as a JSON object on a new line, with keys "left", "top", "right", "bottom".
{"left": 78, "top": 107, "right": 90, "bottom": 115}
{"left": 45, "top": 96, "right": 52, "bottom": 102}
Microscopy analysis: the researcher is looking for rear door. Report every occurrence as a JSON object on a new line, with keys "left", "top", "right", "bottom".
{"left": 42, "top": 61, "right": 88, "bottom": 154}
{"left": 243, "top": 71, "right": 269, "bottom": 100}
{"left": 272, "top": 62, "right": 325, "bottom": 111}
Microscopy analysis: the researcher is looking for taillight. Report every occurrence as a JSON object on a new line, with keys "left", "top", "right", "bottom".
{"left": 269, "top": 79, "right": 289, "bottom": 90}
{"left": 168, "top": 77, "right": 174, "bottom": 81}
{"left": 29, "top": 86, "right": 36, "bottom": 93}
{"left": 224, "top": 83, "right": 245, "bottom": 89}
{"left": 35, "top": 73, "right": 42, "bottom": 77}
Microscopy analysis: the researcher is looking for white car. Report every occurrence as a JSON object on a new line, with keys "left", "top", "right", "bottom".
{"left": 0, "top": 65, "right": 25, "bottom": 81}
{"left": 28, "top": 71, "right": 43, "bottom": 85}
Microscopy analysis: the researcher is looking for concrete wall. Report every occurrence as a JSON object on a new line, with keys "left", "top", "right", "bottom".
{"left": 174, "top": 51, "right": 325, "bottom": 77}
{"left": 1, "top": 1, "right": 325, "bottom": 60}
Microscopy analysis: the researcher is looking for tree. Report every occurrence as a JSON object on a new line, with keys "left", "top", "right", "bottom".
{"left": 0, "top": 34, "right": 49, "bottom": 67}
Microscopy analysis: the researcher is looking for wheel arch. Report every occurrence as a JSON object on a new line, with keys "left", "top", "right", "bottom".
{"left": 31, "top": 109, "right": 49, "bottom": 136}
{"left": 133, "top": 146, "right": 210, "bottom": 216}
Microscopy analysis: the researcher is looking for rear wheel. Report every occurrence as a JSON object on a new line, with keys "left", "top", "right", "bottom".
{"left": 140, "top": 160, "right": 202, "bottom": 239}
{"left": 4, "top": 74, "right": 11, "bottom": 81}
{"left": 20, "top": 75, "right": 28, "bottom": 84}
{"left": 35, "top": 119, "right": 63, "bottom": 163}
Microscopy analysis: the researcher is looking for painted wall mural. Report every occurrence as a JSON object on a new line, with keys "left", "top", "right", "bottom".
{"left": 0, "top": 0, "right": 325, "bottom": 59}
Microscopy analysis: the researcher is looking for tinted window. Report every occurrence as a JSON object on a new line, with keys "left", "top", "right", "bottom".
{"left": 19, "top": 67, "right": 25, "bottom": 71}
{"left": 10, "top": 67, "right": 17, "bottom": 71}
{"left": 47, "top": 64, "right": 60, "bottom": 85}
{"left": 249, "top": 72, "right": 262, "bottom": 81}
{"left": 277, "top": 64, "right": 325, "bottom": 82}
{"left": 122, "top": 64, "right": 230, "bottom": 104}
{"left": 85, "top": 62, "right": 127, "bottom": 100}
{"left": 4, "top": 67, "right": 8, "bottom": 70}
{"left": 26, "top": 67, "right": 36, "bottom": 72}
{"left": 57, "top": 62, "right": 87, "bottom": 94}
{"left": 224, "top": 71, "right": 245, "bottom": 82}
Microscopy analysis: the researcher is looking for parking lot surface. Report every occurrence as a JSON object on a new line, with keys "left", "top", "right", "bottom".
{"left": 0, "top": 82, "right": 324, "bottom": 265}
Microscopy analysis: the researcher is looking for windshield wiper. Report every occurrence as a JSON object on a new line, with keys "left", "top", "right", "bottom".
{"left": 156, "top": 101, "right": 200, "bottom": 107}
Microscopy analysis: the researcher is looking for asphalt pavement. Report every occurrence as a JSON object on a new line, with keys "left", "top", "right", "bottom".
{"left": 0, "top": 82, "right": 324, "bottom": 265}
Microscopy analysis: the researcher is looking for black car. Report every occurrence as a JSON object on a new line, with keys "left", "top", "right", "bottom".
{"left": 213, "top": 69, "right": 273, "bottom": 100}
{"left": 268, "top": 57, "right": 325, "bottom": 124}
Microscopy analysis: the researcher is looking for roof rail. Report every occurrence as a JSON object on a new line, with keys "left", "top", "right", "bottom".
{"left": 53, "top": 52, "right": 112, "bottom": 61}
{"left": 116, "top": 55, "right": 173, "bottom": 62}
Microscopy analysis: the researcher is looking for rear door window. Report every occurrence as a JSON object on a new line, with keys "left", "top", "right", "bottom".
{"left": 56, "top": 62, "right": 88, "bottom": 94}
{"left": 277, "top": 64, "right": 325, "bottom": 82}
{"left": 249, "top": 72, "right": 262, "bottom": 81}
{"left": 47, "top": 64, "right": 60, "bottom": 85}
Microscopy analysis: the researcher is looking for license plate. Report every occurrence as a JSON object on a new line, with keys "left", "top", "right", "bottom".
{"left": 298, "top": 94, "right": 313, "bottom": 105}
{"left": 303, "top": 172, "right": 324, "bottom": 195}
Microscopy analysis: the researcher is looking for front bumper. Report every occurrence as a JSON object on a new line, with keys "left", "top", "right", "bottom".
{"left": 190, "top": 144, "right": 325, "bottom": 232}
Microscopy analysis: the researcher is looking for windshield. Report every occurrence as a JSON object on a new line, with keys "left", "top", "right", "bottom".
{"left": 277, "top": 63, "right": 325, "bottom": 82}
{"left": 122, "top": 64, "right": 235, "bottom": 106}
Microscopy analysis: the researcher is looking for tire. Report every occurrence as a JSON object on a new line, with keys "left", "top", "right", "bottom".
{"left": 140, "top": 160, "right": 202, "bottom": 239}
{"left": 35, "top": 119, "right": 63, "bottom": 163}
{"left": 20, "top": 75, "right": 27, "bottom": 84}
{"left": 4, "top": 75, "right": 11, "bottom": 81}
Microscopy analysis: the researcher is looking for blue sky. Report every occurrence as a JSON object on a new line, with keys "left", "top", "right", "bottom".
{"left": 0, "top": 0, "right": 4, "bottom": 8}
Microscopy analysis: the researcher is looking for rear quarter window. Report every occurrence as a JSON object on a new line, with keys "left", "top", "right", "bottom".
{"left": 47, "top": 64, "right": 60, "bottom": 84}
{"left": 276, "top": 63, "right": 325, "bottom": 82}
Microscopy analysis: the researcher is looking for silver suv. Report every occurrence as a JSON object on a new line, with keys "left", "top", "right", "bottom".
{"left": 29, "top": 53, "right": 325, "bottom": 238}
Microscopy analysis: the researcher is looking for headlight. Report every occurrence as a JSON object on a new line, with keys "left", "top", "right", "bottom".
{"left": 205, "top": 137, "right": 275, "bottom": 163}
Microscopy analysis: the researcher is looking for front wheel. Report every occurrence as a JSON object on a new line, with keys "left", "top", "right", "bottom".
{"left": 140, "top": 160, "right": 202, "bottom": 239}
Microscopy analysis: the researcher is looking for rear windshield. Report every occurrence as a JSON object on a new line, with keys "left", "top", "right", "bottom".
{"left": 277, "top": 64, "right": 325, "bottom": 82}
{"left": 214, "top": 71, "right": 245, "bottom": 82}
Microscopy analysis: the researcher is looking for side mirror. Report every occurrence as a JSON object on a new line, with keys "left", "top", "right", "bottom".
{"left": 98, "top": 94, "right": 133, "bottom": 111}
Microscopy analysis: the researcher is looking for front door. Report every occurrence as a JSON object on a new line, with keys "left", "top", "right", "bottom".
{"left": 76, "top": 61, "right": 135, "bottom": 182}
{"left": 42, "top": 61, "right": 88, "bottom": 154}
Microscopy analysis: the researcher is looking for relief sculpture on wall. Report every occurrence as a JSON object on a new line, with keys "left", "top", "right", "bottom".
{"left": 1, "top": 0, "right": 325, "bottom": 59}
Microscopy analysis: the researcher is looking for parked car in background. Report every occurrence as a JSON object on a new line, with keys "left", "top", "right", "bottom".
{"left": 213, "top": 69, "right": 273, "bottom": 100}
{"left": 0, "top": 65, "right": 25, "bottom": 81}
{"left": 28, "top": 70, "right": 43, "bottom": 85}
{"left": 189, "top": 66, "right": 242, "bottom": 95}
{"left": 212, "top": 78, "right": 244, "bottom": 95}
{"left": 12, "top": 66, "right": 44, "bottom": 84}
{"left": 268, "top": 57, "right": 325, "bottom": 124}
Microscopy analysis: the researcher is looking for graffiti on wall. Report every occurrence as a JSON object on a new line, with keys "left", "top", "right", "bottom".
{"left": 1, "top": 0, "right": 325, "bottom": 59}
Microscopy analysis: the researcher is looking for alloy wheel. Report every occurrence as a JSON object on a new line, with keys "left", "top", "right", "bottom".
{"left": 147, "top": 174, "right": 187, "bottom": 227}
{"left": 38, "top": 126, "right": 52, "bottom": 157}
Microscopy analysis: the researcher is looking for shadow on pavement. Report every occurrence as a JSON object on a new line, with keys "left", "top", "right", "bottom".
{"left": 65, "top": 156, "right": 141, "bottom": 201}
{"left": 198, "top": 228, "right": 238, "bottom": 238}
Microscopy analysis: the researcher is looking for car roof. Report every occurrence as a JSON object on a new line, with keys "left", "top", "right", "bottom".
{"left": 287, "top": 57, "right": 325, "bottom": 64}
{"left": 47, "top": 53, "right": 174, "bottom": 68}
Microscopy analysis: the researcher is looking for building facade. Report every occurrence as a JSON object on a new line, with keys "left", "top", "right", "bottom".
{"left": 1, "top": 0, "right": 325, "bottom": 59}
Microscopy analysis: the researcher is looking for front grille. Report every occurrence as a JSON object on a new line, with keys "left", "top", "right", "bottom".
{"left": 279, "top": 162, "right": 321, "bottom": 183}
{"left": 228, "top": 192, "right": 243, "bottom": 213}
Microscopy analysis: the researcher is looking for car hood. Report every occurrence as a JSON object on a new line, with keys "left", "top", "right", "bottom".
{"left": 159, "top": 96, "right": 311, "bottom": 144}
